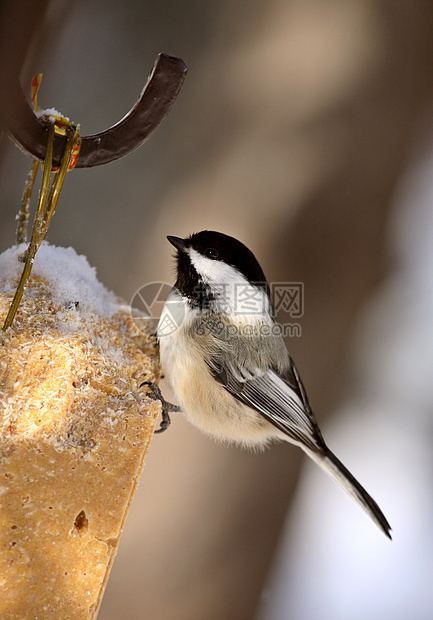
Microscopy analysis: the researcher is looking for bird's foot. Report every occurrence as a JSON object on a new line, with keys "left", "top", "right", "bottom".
{"left": 140, "top": 381, "right": 180, "bottom": 434}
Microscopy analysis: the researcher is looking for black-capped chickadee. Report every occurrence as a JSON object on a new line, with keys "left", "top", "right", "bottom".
{"left": 157, "top": 230, "right": 391, "bottom": 539}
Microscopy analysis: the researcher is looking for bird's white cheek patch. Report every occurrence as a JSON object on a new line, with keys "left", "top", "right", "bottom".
{"left": 188, "top": 248, "right": 270, "bottom": 317}
{"left": 188, "top": 249, "right": 243, "bottom": 285}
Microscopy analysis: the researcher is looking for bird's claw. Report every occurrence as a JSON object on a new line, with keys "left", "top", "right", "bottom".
{"left": 140, "top": 381, "right": 180, "bottom": 434}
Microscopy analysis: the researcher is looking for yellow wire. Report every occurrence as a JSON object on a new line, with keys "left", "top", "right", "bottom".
{"left": 2, "top": 122, "right": 78, "bottom": 331}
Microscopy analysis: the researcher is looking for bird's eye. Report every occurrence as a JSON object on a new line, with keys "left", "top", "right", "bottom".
{"left": 205, "top": 248, "right": 219, "bottom": 260}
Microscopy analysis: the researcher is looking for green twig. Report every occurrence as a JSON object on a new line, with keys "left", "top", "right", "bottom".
{"left": 2, "top": 122, "right": 77, "bottom": 332}
{"left": 16, "top": 161, "right": 39, "bottom": 244}
{"left": 40, "top": 127, "right": 75, "bottom": 241}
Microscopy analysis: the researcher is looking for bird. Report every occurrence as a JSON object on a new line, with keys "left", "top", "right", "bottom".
{"left": 157, "top": 230, "right": 392, "bottom": 539}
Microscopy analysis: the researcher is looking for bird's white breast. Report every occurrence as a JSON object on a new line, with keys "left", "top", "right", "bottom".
{"left": 157, "top": 289, "right": 277, "bottom": 446}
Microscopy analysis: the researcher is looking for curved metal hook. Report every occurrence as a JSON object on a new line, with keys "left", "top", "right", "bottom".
{"left": 7, "top": 53, "right": 187, "bottom": 168}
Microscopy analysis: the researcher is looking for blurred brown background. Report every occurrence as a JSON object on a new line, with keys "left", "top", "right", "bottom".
{"left": 1, "top": 1, "right": 433, "bottom": 618}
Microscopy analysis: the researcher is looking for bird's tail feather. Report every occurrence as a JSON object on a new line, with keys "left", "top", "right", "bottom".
{"left": 303, "top": 446, "right": 392, "bottom": 539}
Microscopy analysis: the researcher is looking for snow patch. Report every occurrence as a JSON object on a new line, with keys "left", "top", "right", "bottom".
{"left": 0, "top": 243, "right": 119, "bottom": 318}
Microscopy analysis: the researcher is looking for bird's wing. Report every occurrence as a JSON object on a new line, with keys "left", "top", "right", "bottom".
{"left": 208, "top": 349, "right": 393, "bottom": 539}
{"left": 209, "top": 355, "right": 324, "bottom": 451}
{"left": 210, "top": 355, "right": 392, "bottom": 538}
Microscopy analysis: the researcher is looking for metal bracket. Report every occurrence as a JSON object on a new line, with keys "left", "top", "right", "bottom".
{"left": 6, "top": 53, "right": 187, "bottom": 168}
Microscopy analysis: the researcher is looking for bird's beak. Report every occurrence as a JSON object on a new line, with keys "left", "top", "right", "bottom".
{"left": 167, "top": 236, "right": 187, "bottom": 252}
